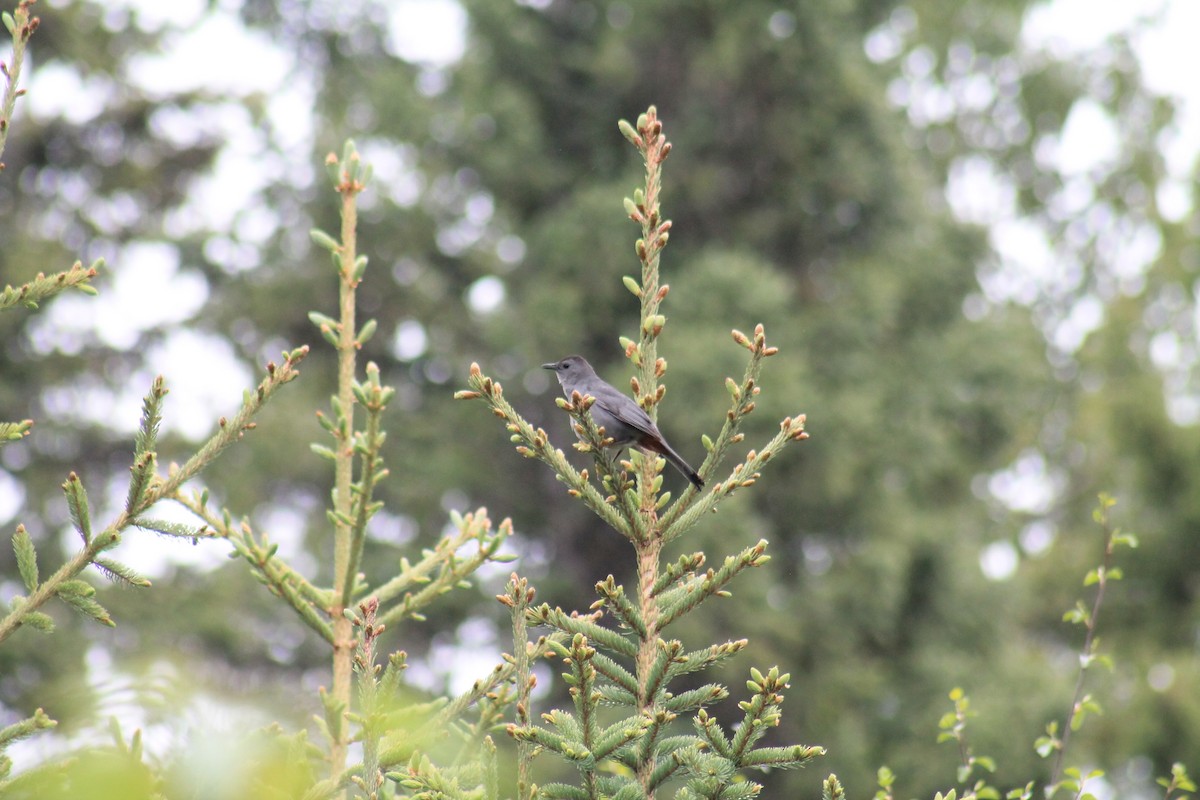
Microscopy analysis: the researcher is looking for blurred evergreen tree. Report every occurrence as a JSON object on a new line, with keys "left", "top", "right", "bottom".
{"left": 0, "top": 0, "right": 1195, "bottom": 795}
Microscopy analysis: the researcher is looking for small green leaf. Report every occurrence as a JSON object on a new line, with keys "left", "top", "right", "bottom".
{"left": 355, "top": 318, "right": 377, "bottom": 346}
{"left": 57, "top": 586, "right": 114, "bottom": 627}
{"left": 308, "top": 311, "right": 340, "bottom": 331}
{"left": 133, "top": 517, "right": 204, "bottom": 538}
{"left": 92, "top": 557, "right": 152, "bottom": 588}
{"left": 57, "top": 579, "right": 95, "bottom": 598}
{"left": 1034, "top": 736, "right": 1056, "bottom": 758}
{"left": 22, "top": 611, "right": 55, "bottom": 633}
{"left": 63, "top": 472, "right": 93, "bottom": 543}
{"left": 12, "top": 526, "right": 38, "bottom": 592}
{"left": 617, "top": 119, "right": 639, "bottom": 144}
{"left": 311, "top": 444, "right": 338, "bottom": 461}
{"left": 310, "top": 229, "right": 341, "bottom": 253}
{"left": 125, "top": 452, "right": 156, "bottom": 515}
{"left": 133, "top": 377, "right": 166, "bottom": 457}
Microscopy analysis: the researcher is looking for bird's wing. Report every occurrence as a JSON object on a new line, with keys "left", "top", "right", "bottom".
{"left": 594, "top": 390, "right": 658, "bottom": 437}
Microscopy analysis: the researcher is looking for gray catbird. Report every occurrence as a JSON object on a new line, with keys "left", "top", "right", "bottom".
{"left": 543, "top": 355, "right": 704, "bottom": 489}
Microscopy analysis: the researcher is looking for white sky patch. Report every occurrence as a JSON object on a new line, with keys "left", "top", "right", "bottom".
{"left": 164, "top": 107, "right": 274, "bottom": 236}
{"left": 37, "top": 327, "right": 253, "bottom": 441}
{"left": 1026, "top": 0, "right": 1199, "bottom": 190}
{"left": 466, "top": 275, "right": 505, "bottom": 315}
{"left": 25, "top": 61, "right": 115, "bottom": 124}
{"left": 1135, "top": 3, "right": 1200, "bottom": 95}
{"left": 1148, "top": 662, "right": 1176, "bottom": 692}
{"left": 250, "top": 501, "right": 319, "bottom": 577}
{"left": 392, "top": 319, "right": 429, "bottom": 361}
{"left": 983, "top": 218, "right": 1058, "bottom": 305}
{"left": 145, "top": 329, "right": 256, "bottom": 440}
{"left": 126, "top": 11, "right": 292, "bottom": 97}
{"left": 1056, "top": 99, "right": 1120, "bottom": 175}
{"left": 945, "top": 155, "right": 1016, "bottom": 226}
{"left": 107, "top": 0, "right": 208, "bottom": 31}
{"left": 29, "top": 242, "right": 208, "bottom": 353}
{"left": 358, "top": 138, "right": 424, "bottom": 208}
{"left": 496, "top": 234, "right": 527, "bottom": 266}
{"left": 0, "top": 469, "right": 24, "bottom": 527}
{"left": 406, "top": 616, "right": 502, "bottom": 695}
{"left": 1051, "top": 293, "right": 1104, "bottom": 352}
{"left": 987, "top": 449, "right": 1066, "bottom": 515}
{"left": 1109, "top": 221, "right": 1162, "bottom": 285}
{"left": 265, "top": 80, "right": 318, "bottom": 158}
{"left": 979, "top": 540, "right": 1018, "bottom": 581}
{"left": 386, "top": 0, "right": 468, "bottom": 66}
{"left": 1022, "top": 0, "right": 1162, "bottom": 54}
{"left": 934, "top": 2, "right": 1197, "bottom": 367}
{"left": 1019, "top": 519, "right": 1057, "bottom": 555}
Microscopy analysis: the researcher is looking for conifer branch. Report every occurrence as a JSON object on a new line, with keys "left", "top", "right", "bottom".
{"left": 0, "top": 0, "right": 38, "bottom": 173}
{"left": 456, "top": 366, "right": 632, "bottom": 537}
{"left": 657, "top": 540, "right": 770, "bottom": 628}
{"left": 312, "top": 139, "right": 373, "bottom": 782}
{"left": 0, "top": 419, "right": 32, "bottom": 445}
{"left": 0, "top": 707, "right": 54, "bottom": 750}
{"left": 528, "top": 604, "right": 638, "bottom": 659}
{"left": 374, "top": 508, "right": 514, "bottom": 627}
{"left": 824, "top": 773, "right": 847, "bottom": 800}
{"left": 157, "top": 347, "right": 308, "bottom": 505}
{"left": 0, "top": 259, "right": 101, "bottom": 311}
{"left": 0, "top": 264, "right": 101, "bottom": 454}
{"left": 374, "top": 632, "right": 564, "bottom": 770}
{"left": 469, "top": 105, "right": 820, "bottom": 796}
{"left": 341, "top": 363, "right": 392, "bottom": 606}
{"left": 590, "top": 650, "right": 638, "bottom": 695}
{"left": 0, "top": 353, "right": 307, "bottom": 645}
{"left": 349, "top": 597, "right": 387, "bottom": 799}
{"left": 499, "top": 574, "right": 538, "bottom": 800}
{"left": 176, "top": 493, "right": 334, "bottom": 641}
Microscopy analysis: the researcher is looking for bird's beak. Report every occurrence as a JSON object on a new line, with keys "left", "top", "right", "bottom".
{"left": 541, "top": 362, "right": 557, "bottom": 371}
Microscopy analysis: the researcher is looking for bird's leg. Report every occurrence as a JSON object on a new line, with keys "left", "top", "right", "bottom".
{"left": 599, "top": 446, "right": 635, "bottom": 495}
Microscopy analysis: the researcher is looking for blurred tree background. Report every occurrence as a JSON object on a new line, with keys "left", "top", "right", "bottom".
{"left": 1, "top": 0, "right": 1197, "bottom": 796}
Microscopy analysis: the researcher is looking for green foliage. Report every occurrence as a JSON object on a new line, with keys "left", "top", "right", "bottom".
{"left": 0, "top": 0, "right": 1198, "bottom": 796}
{"left": 0, "top": 0, "right": 37, "bottom": 172}
{"left": 460, "top": 107, "right": 820, "bottom": 796}
{"left": 917, "top": 497, "right": 1193, "bottom": 800}
{"left": 0, "top": 260, "right": 100, "bottom": 311}
{"left": 1160, "top": 763, "right": 1196, "bottom": 799}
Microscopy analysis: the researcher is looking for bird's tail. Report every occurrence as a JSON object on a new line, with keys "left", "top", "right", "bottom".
{"left": 644, "top": 440, "right": 704, "bottom": 489}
